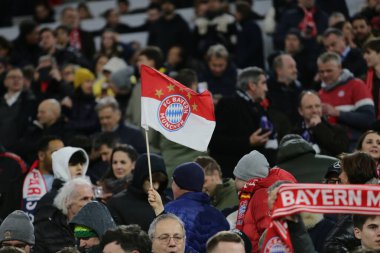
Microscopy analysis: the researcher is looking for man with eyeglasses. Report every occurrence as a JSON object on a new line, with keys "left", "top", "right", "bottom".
{"left": 148, "top": 214, "right": 186, "bottom": 253}
{"left": 0, "top": 210, "right": 35, "bottom": 253}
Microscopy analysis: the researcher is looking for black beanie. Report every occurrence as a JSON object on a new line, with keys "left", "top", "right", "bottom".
{"left": 172, "top": 162, "right": 204, "bottom": 192}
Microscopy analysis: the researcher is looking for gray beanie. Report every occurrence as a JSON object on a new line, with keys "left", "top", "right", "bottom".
{"left": 0, "top": 210, "right": 35, "bottom": 245}
{"left": 233, "top": 150, "right": 269, "bottom": 180}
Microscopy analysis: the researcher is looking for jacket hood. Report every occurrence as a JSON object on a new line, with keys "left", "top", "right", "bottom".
{"left": 276, "top": 137, "right": 315, "bottom": 164}
{"left": 70, "top": 201, "right": 116, "bottom": 238}
{"left": 131, "top": 153, "right": 168, "bottom": 192}
{"left": 253, "top": 167, "right": 297, "bottom": 190}
{"left": 52, "top": 146, "right": 89, "bottom": 182}
{"left": 321, "top": 68, "right": 354, "bottom": 92}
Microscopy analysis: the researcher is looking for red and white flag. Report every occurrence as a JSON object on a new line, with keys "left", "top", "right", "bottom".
{"left": 140, "top": 65, "right": 215, "bottom": 151}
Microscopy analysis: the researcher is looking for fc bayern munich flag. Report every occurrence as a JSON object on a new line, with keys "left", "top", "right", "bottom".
{"left": 140, "top": 65, "right": 216, "bottom": 152}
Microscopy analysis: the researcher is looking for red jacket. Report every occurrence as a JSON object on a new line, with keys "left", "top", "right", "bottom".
{"left": 241, "top": 168, "right": 297, "bottom": 253}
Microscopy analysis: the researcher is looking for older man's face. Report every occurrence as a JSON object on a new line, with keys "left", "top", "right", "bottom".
{"left": 67, "top": 185, "right": 94, "bottom": 221}
{"left": 98, "top": 106, "right": 121, "bottom": 132}
{"left": 318, "top": 60, "right": 341, "bottom": 85}
{"left": 37, "top": 101, "right": 59, "bottom": 127}
{"left": 151, "top": 219, "right": 185, "bottom": 253}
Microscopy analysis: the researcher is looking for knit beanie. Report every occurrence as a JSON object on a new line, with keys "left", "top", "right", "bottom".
{"left": 0, "top": 210, "right": 35, "bottom": 245}
{"left": 74, "top": 68, "right": 95, "bottom": 89}
{"left": 172, "top": 162, "right": 204, "bottom": 192}
{"left": 233, "top": 150, "right": 269, "bottom": 181}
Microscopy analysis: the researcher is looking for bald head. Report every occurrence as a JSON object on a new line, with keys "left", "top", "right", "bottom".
{"left": 37, "top": 99, "right": 61, "bottom": 127}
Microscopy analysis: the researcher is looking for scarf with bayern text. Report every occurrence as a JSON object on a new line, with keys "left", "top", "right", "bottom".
{"left": 261, "top": 184, "right": 380, "bottom": 253}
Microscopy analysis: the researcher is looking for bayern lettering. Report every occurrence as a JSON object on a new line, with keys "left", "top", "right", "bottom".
{"left": 281, "top": 189, "right": 368, "bottom": 207}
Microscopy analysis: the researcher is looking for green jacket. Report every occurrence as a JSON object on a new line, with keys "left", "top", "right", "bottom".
{"left": 211, "top": 178, "right": 239, "bottom": 211}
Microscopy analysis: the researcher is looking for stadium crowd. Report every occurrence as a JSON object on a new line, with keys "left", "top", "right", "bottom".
{"left": 0, "top": 0, "right": 380, "bottom": 252}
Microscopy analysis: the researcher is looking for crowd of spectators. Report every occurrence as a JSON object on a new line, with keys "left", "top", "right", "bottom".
{"left": 1, "top": 0, "right": 380, "bottom": 252}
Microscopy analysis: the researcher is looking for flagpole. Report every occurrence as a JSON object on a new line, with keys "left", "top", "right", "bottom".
{"left": 144, "top": 129, "right": 153, "bottom": 188}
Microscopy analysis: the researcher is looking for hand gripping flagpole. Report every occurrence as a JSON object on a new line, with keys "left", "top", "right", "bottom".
{"left": 144, "top": 129, "right": 153, "bottom": 188}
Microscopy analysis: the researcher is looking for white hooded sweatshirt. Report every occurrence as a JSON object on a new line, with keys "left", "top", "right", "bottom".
{"left": 52, "top": 146, "right": 89, "bottom": 182}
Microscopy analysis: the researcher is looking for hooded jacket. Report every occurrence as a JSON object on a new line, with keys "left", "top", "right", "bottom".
{"left": 70, "top": 201, "right": 116, "bottom": 243}
{"left": 276, "top": 136, "right": 337, "bottom": 183}
{"left": 52, "top": 146, "right": 89, "bottom": 182}
{"left": 107, "top": 153, "right": 168, "bottom": 231}
{"left": 319, "top": 69, "right": 375, "bottom": 149}
{"left": 240, "top": 168, "right": 297, "bottom": 253}
{"left": 36, "top": 147, "right": 89, "bottom": 210}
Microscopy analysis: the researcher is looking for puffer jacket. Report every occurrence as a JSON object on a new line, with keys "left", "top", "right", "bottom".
{"left": 165, "top": 192, "right": 229, "bottom": 253}
{"left": 240, "top": 168, "right": 297, "bottom": 253}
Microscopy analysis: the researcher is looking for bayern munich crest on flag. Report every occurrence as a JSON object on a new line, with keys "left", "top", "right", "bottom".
{"left": 263, "top": 237, "right": 290, "bottom": 253}
{"left": 158, "top": 94, "right": 191, "bottom": 131}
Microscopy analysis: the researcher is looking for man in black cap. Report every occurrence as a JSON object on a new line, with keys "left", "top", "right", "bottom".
{"left": 149, "top": 162, "right": 229, "bottom": 253}
{"left": 0, "top": 210, "right": 35, "bottom": 253}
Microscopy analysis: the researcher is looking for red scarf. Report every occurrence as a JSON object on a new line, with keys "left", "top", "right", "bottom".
{"left": 298, "top": 6, "right": 317, "bottom": 39}
{"left": 261, "top": 183, "right": 380, "bottom": 253}
{"left": 22, "top": 160, "right": 48, "bottom": 222}
{"left": 236, "top": 177, "right": 261, "bottom": 230}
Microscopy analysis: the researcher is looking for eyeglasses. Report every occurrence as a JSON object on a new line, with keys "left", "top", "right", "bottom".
{"left": 1, "top": 242, "right": 27, "bottom": 249}
{"left": 153, "top": 234, "right": 185, "bottom": 244}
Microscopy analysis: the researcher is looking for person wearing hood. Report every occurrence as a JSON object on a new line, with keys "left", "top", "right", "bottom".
{"left": 35, "top": 146, "right": 89, "bottom": 209}
{"left": 70, "top": 201, "right": 116, "bottom": 253}
{"left": 232, "top": 151, "right": 297, "bottom": 253}
{"left": 276, "top": 134, "right": 338, "bottom": 183}
{"left": 318, "top": 51, "right": 375, "bottom": 151}
{"left": 107, "top": 153, "right": 168, "bottom": 231}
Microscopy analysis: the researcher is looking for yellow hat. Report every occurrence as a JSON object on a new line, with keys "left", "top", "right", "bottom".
{"left": 74, "top": 68, "right": 95, "bottom": 89}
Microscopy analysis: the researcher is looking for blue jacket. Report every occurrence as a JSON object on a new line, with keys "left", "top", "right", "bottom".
{"left": 165, "top": 192, "right": 229, "bottom": 253}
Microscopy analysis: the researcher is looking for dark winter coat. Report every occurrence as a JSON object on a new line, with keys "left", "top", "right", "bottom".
{"left": 107, "top": 153, "right": 168, "bottom": 231}
{"left": 165, "top": 192, "right": 229, "bottom": 253}
{"left": 323, "top": 215, "right": 360, "bottom": 253}
{"left": 294, "top": 118, "right": 349, "bottom": 157}
{"left": 34, "top": 205, "right": 75, "bottom": 253}
{"left": 210, "top": 90, "right": 277, "bottom": 177}
{"left": 276, "top": 137, "right": 338, "bottom": 183}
